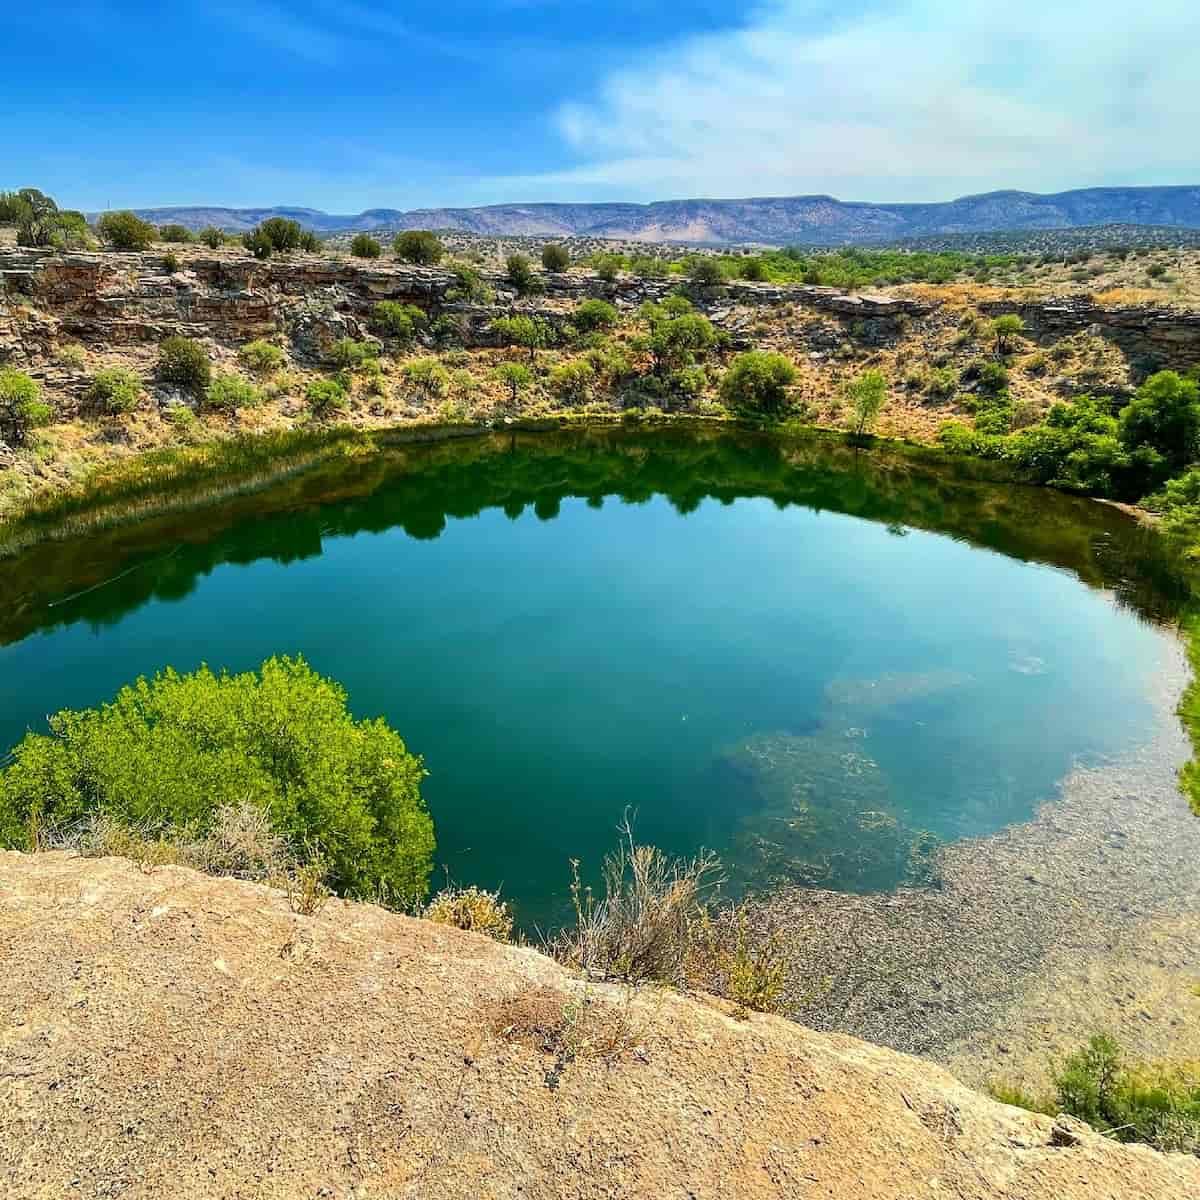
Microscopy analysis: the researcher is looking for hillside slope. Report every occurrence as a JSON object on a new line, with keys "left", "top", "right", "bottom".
{"left": 122, "top": 185, "right": 1200, "bottom": 244}
{"left": 2, "top": 852, "right": 1198, "bottom": 1199}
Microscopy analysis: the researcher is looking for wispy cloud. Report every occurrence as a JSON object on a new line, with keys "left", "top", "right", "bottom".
{"left": 522, "top": 0, "right": 1200, "bottom": 201}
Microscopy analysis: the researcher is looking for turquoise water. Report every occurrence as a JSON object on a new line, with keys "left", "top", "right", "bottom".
{"left": 0, "top": 430, "right": 1185, "bottom": 925}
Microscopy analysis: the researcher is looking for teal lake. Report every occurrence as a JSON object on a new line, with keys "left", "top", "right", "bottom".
{"left": 0, "top": 429, "right": 1188, "bottom": 926}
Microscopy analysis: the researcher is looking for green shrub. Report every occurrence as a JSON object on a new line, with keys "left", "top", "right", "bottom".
{"left": 0, "top": 657, "right": 435, "bottom": 904}
{"left": 574, "top": 299, "right": 618, "bottom": 333}
{"left": 505, "top": 253, "right": 537, "bottom": 295}
{"left": 54, "top": 343, "right": 87, "bottom": 370}
{"left": 594, "top": 253, "right": 623, "bottom": 283}
{"left": 204, "top": 373, "right": 261, "bottom": 412}
{"left": 0, "top": 368, "right": 52, "bottom": 444}
{"left": 424, "top": 887, "right": 513, "bottom": 941}
{"left": 371, "top": 301, "right": 426, "bottom": 341}
{"left": 737, "top": 257, "right": 768, "bottom": 281}
{"left": 925, "top": 366, "right": 959, "bottom": 401}
{"left": 446, "top": 261, "right": 494, "bottom": 303}
{"left": 393, "top": 229, "right": 444, "bottom": 264}
{"left": 719, "top": 351, "right": 797, "bottom": 417}
{"left": 243, "top": 217, "right": 309, "bottom": 259}
{"left": 306, "top": 377, "right": 349, "bottom": 417}
{"left": 162, "top": 251, "right": 181, "bottom": 273}
{"left": 541, "top": 243, "right": 570, "bottom": 273}
{"left": 157, "top": 336, "right": 212, "bottom": 390}
{"left": 96, "top": 210, "right": 156, "bottom": 251}
{"left": 990, "top": 313, "right": 1025, "bottom": 354}
{"left": 158, "top": 223, "right": 194, "bottom": 243}
{"left": 549, "top": 359, "right": 595, "bottom": 404}
{"left": 197, "top": 226, "right": 225, "bottom": 249}
{"left": 974, "top": 360, "right": 1010, "bottom": 396}
{"left": 328, "top": 338, "right": 379, "bottom": 370}
{"left": 350, "top": 233, "right": 382, "bottom": 259}
{"left": 402, "top": 357, "right": 451, "bottom": 402}
{"left": 689, "top": 258, "right": 726, "bottom": 287}
{"left": 1119, "top": 370, "right": 1200, "bottom": 476}
{"left": 491, "top": 361, "right": 534, "bottom": 410}
{"left": 845, "top": 368, "right": 888, "bottom": 437}
{"left": 237, "top": 339, "right": 285, "bottom": 374}
{"left": 492, "top": 314, "right": 551, "bottom": 362}
{"left": 85, "top": 368, "right": 143, "bottom": 415}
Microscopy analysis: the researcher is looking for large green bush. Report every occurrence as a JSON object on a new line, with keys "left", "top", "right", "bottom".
{"left": 0, "top": 657, "right": 434, "bottom": 902}
{"left": 393, "top": 230, "right": 444, "bottom": 264}
{"left": 157, "top": 336, "right": 212, "bottom": 390}
{"left": 573, "top": 299, "right": 618, "bottom": 333}
{"left": 96, "top": 210, "right": 156, "bottom": 251}
{"left": 158, "top": 223, "right": 194, "bottom": 243}
{"left": 541, "top": 243, "right": 570, "bottom": 273}
{"left": 0, "top": 368, "right": 53, "bottom": 444}
{"left": 85, "top": 367, "right": 143, "bottom": 415}
{"left": 204, "top": 373, "right": 261, "bottom": 412}
{"left": 719, "top": 351, "right": 797, "bottom": 417}
{"left": 350, "top": 233, "right": 382, "bottom": 259}
{"left": 371, "top": 301, "right": 426, "bottom": 341}
{"left": 1119, "top": 370, "right": 1200, "bottom": 476}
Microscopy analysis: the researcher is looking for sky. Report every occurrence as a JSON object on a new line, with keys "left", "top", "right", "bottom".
{"left": 5, "top": 0, "right": 1199, "bottom": 212}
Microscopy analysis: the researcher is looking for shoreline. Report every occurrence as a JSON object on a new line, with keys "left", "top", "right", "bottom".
{"left": 758, "top": 629, "right": 1200, "bottom": 1089}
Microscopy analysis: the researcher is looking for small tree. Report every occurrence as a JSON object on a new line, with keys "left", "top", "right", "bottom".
{"left": 393, "top": 230, "right": 445, "bottom": 264}
{"left": 719, "top": 351, "right": 797, "bottom": 418}
{"left": 845, "top": 368, "right": 888, "bottom": 437}
{"left": 85, "top": 368, "right": 143, "bottom": 415}
{"left": 492, "top": 314, "right": 550, "bottom": 363}
{"left": 1119, "top": 370, "right": 1200, "bottom": 474}
{"left": 594, "top": 253, "right": 623, "bottom": 283}
{"left": 549, "top": 359, "right": 595, "bottom": 405}
{"left": 505, "top": 253, "right": 537, "bottom": 295}
{"left": 990, "top": 313, "right": 1025, "bottom": 355}
{"left": 0, "top": 368, "right": 52, "bottom": 445}
{"left": 541, "top": 243, "right": 570, "bottom": 273}
{"left": 491, "top": 362, "right": 533, "bottom": 413}
{"left": 197, "top": 226, "right": 225, "bottom": 249}
{"left": 158, "top": 223, "right": 194, "bottom": 243}
{"left": 573, "top": 299, "right": 618, "bottom": 333}
{"left": 689, "top": 258, "right": 726, "bottom": 288}
{"left": 96, "top": 210, "right": 156, "bottom": 251}
{"left": 371, "top": 301, "right": 426, "bottom": 341}
{"left": 350, "top": 233, "right": 382, "bottom": 259}
{"left": 157, "top": 336, "right": 212, "bottom": 390}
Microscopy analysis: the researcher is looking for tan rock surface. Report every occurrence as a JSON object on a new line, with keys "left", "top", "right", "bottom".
{"left": 2, "top": 851, "right": 1198, "bottom": 1199}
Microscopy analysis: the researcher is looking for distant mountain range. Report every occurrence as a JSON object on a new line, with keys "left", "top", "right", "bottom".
{"left": 119, "top": 186, "right": 1200, "bottom": 246}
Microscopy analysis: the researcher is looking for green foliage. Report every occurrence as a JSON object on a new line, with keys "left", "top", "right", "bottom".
{"left": 1119, "top": 370, "right": 1200, "bottom": 477}
{"left": 689, "top": 258, "right": 726, "bottom": 287}
{"left": 96, "top": 210, "right": 156, "bottom": 251}
{"left": 446, "top": 261, "right": 493, "bottom": 303}
{"left": 85, "top": 368, "right": 142, "bottom": 415}
{"left": 573, "top": 299, "right": 619, "bottom": 333}
{"left": 197, "top": 226, "right": 225, "bottom": 249}
{"left": 990, "top": 313, "right": 1026, "bottom": 354}
{"left": 393, "top": 229, "right": 445, "bottom": 264}
{"left": 593, "top": 253, "right": 623, "bottom": 283}
{"left": 204, "top": 373, "right": 261, "bottom": 413}
{"left": 974, "top": 360, "right": 1010, "bottom": 396}
{"left": 925, "top": 366, "right": 959, "bottom": 401}
{"left": 505, "top": 253, "right": 537, "bottom": 295}
{"left": 0, "top": 657, "right": 435, "bottom": 903}
{"left": 491, "top": 361, "right": 534, "bottom": 409}
{"left": 492, "top": 314, "right": 551, "bottom": 361}
{"left": 640, "top": 301, "right": 716, "bottom": 377}
{"left": 549, "top": 358, "right": 595, "bottom": 404}
{"left": 243, "top": 217, "right": 309, "bottom": 259}
{"left": 162, "top": 251, "right": 181, "bottom": 273}
{"left": 237, "top": 339, "right": 286, "bottom": 374}
{"left": 329, "top": 338, "right": 380, "bottom": 370}
{"left": 402, "top": 357, "right": 451, "bottom": 402}
{"left": 999, "top": 1035, "right": 1200, "bottom": 1155}
{"left": 719, "top": 351, "right": 797, "bottom": 418}
{"left": 350, "top": 232, "right": 382, "bottom": 259}
{"left": 0, "top": 368, "right": 52, "bottom": 444}
{"left": 541, "top": 243, "right": 570, "bottom": 273}
{"left": 736, "top": 256, "right": 768, "bottom": 282}
{"left": 370, "top": 301, "right": 426, "bottom": 341}
{"left": 424, "top": 886, "right": 513, "bottom": 941}
{"left": 158, "top": 223, "right": 194, "bottom": 243}
{"left": 306, "top": 377, "right": 350, "bottom": 417}
{"left": 1, "top": 188, "right": 87, "bottom": 248}
{"left": 845, "top": 368, "right": 888, "bottom": 437}
{"left": 157, "top": 336, "right": 212, "bottom": 390}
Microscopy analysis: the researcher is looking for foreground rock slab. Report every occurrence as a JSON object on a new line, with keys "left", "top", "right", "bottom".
{"left": 2, "top": 852, "right": 1197, "bottom": 1199}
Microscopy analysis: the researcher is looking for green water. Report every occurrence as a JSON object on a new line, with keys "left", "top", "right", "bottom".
{"left": 0, "top": 429, "right": 1188, "bottom": 926}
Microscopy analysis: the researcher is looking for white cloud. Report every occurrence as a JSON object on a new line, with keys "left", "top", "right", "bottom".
{"left": 532, "top": 0, "right": 1200, "bottom": 201}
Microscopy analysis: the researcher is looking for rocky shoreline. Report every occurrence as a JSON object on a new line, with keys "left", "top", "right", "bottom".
{"left": 757, "top": 631, "right": 1200, "bottom": 1089}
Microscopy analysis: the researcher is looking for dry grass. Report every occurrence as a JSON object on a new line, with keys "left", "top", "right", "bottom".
{"left": 424, "top": 885, "right": 514, "bottom": 942}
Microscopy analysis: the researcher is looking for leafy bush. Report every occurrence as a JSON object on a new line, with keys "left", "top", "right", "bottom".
{"left": 157, "top": 336, "right": 212, "bottom": 390}
{"left": 96, "top": 210, "right": 156, "bottom": 251}
{"left": 162, "top": 251, "right": 181, "bottom": 273}
{"left": 990, "top": 313, "right": 1025, "bottom": 354}
{"left": 446, "top": 262, "right": 494, "bottom": 303}
{"left": 541, "top": 243, "right": 570, "bottom": 273}
{"left": 85, "top": 367, "right": 142, "bottom": 415}
{"left": 719, "top": 351, "right": 797, "bottom": 417}
{"left": 237, "top": 339, "right": 285, "bottom": 374}
{"left": 54, "top": 343, "right": 87, "bottom": 370}
{"left": 158, "top": 223, "right": 194, "bottom": 243}
{"left": 491, "top": 361, "right": 533, "bottom": 410}
{"left": 925, "top": 366, "right": 959, "bottom": 401}
{"left": 329, "top": 338, "right": 380, "bottom": 370}
{"left": 0, "top": 368, "right": 52, "bottom": 444}
{"left": 424, "top": 886, "right": 513, "bottom": 941}
{"left": 402, "top": 357, "right": 451, "bottom": 402}
{"left": 844, "top": 368, "right": 888, "bottom": 436}
{"left": 505, "top": 253, "right": 537, "bottom": 295}
{"left": 0, "top": 657, "right": 435, "bottom": 904}
{"left": 371, "top": 301, "right": 426, "bottom": 341}
{"left": 306, "top": 377, "right": 349, "bottom": 417}
{"left": 197, "top": 226, "right": 225, "bottom": 249}
{"left": 689, "top": 258, "right": 726, "bottom": 287}
{"left": 492, "top": 314, "right": 551, "bottom": 361}
{"left": 204, "top": 373, "right": 261, "bottom": 412}
{"left": 350, "top": 232, "right": 382, "bottom": 259}
{"left": 549, "top": 359, "right": 595, "bottom": 404}
{"left": 393, "top": 229, "right": 444, "bottom": 264}
{"left": 594, "top": 253, "right": 623, "bottom": 283}
{"left": 1119, "top": 370, "right": 1200, "bottom": 476}
{"left": 243, "top": 217, "right": 310, "bottom": 259}
{"left": 640, "top": 306, "right": 716, "bottom": 376}
{"left": 573, "top": 299, "right": 618, "bottom": 333}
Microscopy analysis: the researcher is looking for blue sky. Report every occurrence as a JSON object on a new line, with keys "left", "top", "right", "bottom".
{"left": 6, "top": 0, "right": 1198, "bottom": 212}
